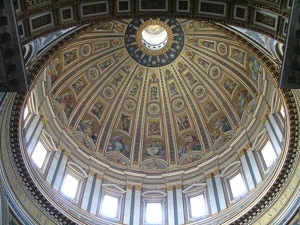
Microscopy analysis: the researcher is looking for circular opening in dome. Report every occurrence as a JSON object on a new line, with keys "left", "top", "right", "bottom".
{"left": 141, "top": 25, "right": 168, "bottom": 50}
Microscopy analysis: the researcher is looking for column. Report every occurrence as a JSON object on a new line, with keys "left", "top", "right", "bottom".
{"left": 265, "top": 119, "right": 282, "bottom": 155}
{"left": 52, "top": 150, "right": 70, "bottom": 190}
{"left": 25, "top": 115, "right": 44, "bottom": 155}
{"left": 81, "top": 171, "right": 95, "bottom": 211}
{"left": 246, "top": 150, "right": 262, "bottom": 184}
{"left": 238, "top": 150, "right": 255, "bottom": 190}
{"left": 123, "top": 185, "right": 133, "bottom": 225}
{"left": 212, "top": 170, "right": 227, "bottom": 211}
{"left": 205, "top": 173, "right": 218, "bottom": 214}
{"left": 46, "top": 150, "right": 62, "bottom": 184}
{"left": 175, "top": 184, "right": 185, "bottom": 225}
{"left": 90, "top": 174, "right": 103, "bottom": 214}
{"left": 133, "top": 185, "right": 141, "bottom": 225}
{"left": 167, "top": 185, "right": 175, "bottom": 225}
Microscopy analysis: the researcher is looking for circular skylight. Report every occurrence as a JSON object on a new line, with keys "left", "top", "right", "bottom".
{"left": 142, "top": 25, "right": 168, "bottom": 50}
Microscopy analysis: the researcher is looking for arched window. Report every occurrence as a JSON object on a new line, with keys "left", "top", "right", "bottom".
{"left": 221, "top": 161, "right": 248, "bottom": 204}
{"left": 142, "top": 191, "right": 166, "bottom": 225}
{"left": 60, "top": 162, "right": 88, "bottom": 202}
{"left": 31, "top": 141, "right": 48, "bottom": 170}
{"left": 99, "top": 184, "right": 125, "bottom": 221}
{"left": 182, "top": 183, "right": 208, "bottom": 221}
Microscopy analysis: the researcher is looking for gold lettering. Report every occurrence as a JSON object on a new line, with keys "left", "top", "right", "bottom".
{"left": 36, "top": 212, "right": 42, "bottom": 222}
{"left": 268, "top": 212, "right": 273, "bottom": 220}
{"left": 288, "top": 184, "right": 295, "bottom": 193}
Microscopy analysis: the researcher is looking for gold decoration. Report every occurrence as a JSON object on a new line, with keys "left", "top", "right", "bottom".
{"left": 136, "top": 19, "right": 174, "bottom": 56}
{"left": 38, "top": 107, "right": 47, "bottom": 125}
{"left": 213, "top": 169, "right": 219, "bottom": 175}
{"left": 237, "top": 150, "right": 245, "bottom": 157}
{"left": 261, "top": 106, "right": 271, "bottom": 124}
{"left": 205, "top": 173, "right": 211, "bottom": 179}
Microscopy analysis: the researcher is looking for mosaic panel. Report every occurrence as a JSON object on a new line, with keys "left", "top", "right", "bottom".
{"left": 234, "top": 5, "right": 247, "bottom": 21}
{"left": 139, "top": 0, "right": 168, "bottom": 11}
{"left": 117, "top": 0, "right": 131, "bottom": 12}
{"left": 60, "top": 7, "right": 73, "bottom": 22}
{"left": 26, "top": 0, "right": 49, "bottom": 7}
{"left": 254, "top": 10, "right": 278, "bottom": 30}
{"left": 198, "top": 1, "right": 226, "bottom": 16}
{"left": 176, "top": 0, "right": 190, "bottom": 12}
{"left": 29, "top": 12, "right": 53, "bottom": 32}
{"left": 81, "top": 1, "right": 109, "bottom": 18}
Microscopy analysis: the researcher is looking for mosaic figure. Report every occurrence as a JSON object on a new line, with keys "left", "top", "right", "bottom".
{"left": 94, "top": 42, "right": 108, "bottom": 51}
{"left": 169, "top": 82, "right": 179, "bottom": 97}
{"left": 112, "top": 74, "right": 123, "bottom": 87}
{"left": 231, "top": 48, "right": 245, "bottom": 64}
{"left": 149, "top": 121, "right": 160, "bottom": 136}
{"left": 204, "top": 100, "right": 218, "bottom": 116}
{"left": 119, "top": 114, "right": 131, "bottom": 133}
{"left": 202, "top": 41, "right": 215, "bottom": 49}
{"left": 130, "top": 84, "right": 139, "bottom": 97}
{"left": 64, "top": 49, "right": 77, "bottom": 65}
{"left": 91, "top": 102, "right": 103, "bottom": 119}
{"left": 249, "top": 55, "right": 262, "bottom": 81}
{"left": 198, "top": 58, "right": 210, "bottom": 69}
{"left": 223, "top": 79, "right": 237, "bottom": 95}
{"left": 146, "top": 141, "right": 164, "bottom": 156}
{"left": 185, "top": 72, "right": 197, "bottom": 86}
{"left": 150, "top": 86, "right": 158, "bottom": 100}
{"left": 108, "top": 135, "right": 130, "bottom": 157}
{"left": 177, "top": 115, "right": 191, "bottom": 131}
{"left": 181, "top": 134, "right": 201, "bottom": 151}
{"left": 55, "top": 91, "right": 74, "bottom": 118}
{"left": 236, "top": 90, "right": 252, "bottom": 110}
{"left": 46, "top": 58, "right": 61, "bottom": 83}
{"left": 72, "top": 78, "right": 86, "bottom": 94}
{"left": 78, "top": 119, "right": 94, "bottom": 137}
{"left": 99, "top": 59, "right": 111, "bottom": 71}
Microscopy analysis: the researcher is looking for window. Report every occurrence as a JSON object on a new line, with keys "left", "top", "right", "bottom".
{"left": 100, "top": 184, "right": 125, "bottom": 221}
{"left": 31, "top": 141, "right": 48, "bottom": 169}
{"left": 101, "top": 195, "right": 119, "bottom": 218}
{"left": 145, "top": 202, "right": 163, "bottom": 224}
{"left": 61, "top": 173, "right": 80, "bottom": 199}
{"left": 280, "top": 105, "right": 285, "bottom": 118}
{"left": 261, "top": 141, "right": 277, "bottom": 168}
{"left": 229, "top": 173, "right": 247, "bottom": 199}
{"left": 190, "top": 194, "right": 207, "bottom": 218}
{"left": 142, "top": 191, "right": 166, "bottom": 225}
{"left": 60, "top": 162, "right": 88, "bottom": 201}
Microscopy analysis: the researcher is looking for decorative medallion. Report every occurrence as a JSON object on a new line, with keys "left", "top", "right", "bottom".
{"left": 103, "top": 87, "right": 114, "bottom": 99}
{"left": 81, "top": 44, "right": 91, "bottom": 56}
{"left": 148, "top": 103, "right": 160, "bottom": 114}
{"left": 218, "top": 43, "right": 227, "bottom": 55}
{"left": 124, "top": 100, "right": 136, "bottom": 111}
{"left": 125, "top": 18, "right": 184, "bottom": 67}
{"left": 173, "top": 99, "right": 184, "bottom": 110}
{"left": 194, "top": 86, "right": 205, "bottom": 97}
{"left": 210, "top": 66, "right": 221, "bottom": 79}
{"left": 88, "top": 68, "right": 99, "bottom": 80}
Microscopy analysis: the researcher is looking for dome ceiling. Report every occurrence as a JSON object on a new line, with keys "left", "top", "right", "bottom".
{"left": 44, "top": 19, "right": 262, "bottom": 173}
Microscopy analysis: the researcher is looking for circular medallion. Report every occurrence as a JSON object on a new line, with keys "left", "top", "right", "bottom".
{"left": 173, "top": 99, "right": 184, "bottom": 110}
{"left": 88, "top": 68, "right": 99, "bottom": 80}
{"left": 103, "top": 87, "right": 114, "bottom": 99}
{"left": 82, "top": 44, "right": 91, "bottom": 56}
{"left": 194, "top": 86, "right": 205, "bottom": 97}
{"left": 210, "top": 66, "right": 221, "bottom": 79}
{"left": 148, "top": 103, "right": 160, "bottom": 114}
{"left": 125, "top": 18, "right": 184, "bottom": 67}
{"left": 218, "top": 43, "right": 227, "bottom": 55}
{"left": 124, "top": 100, "right": 136, "bottom": 111}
